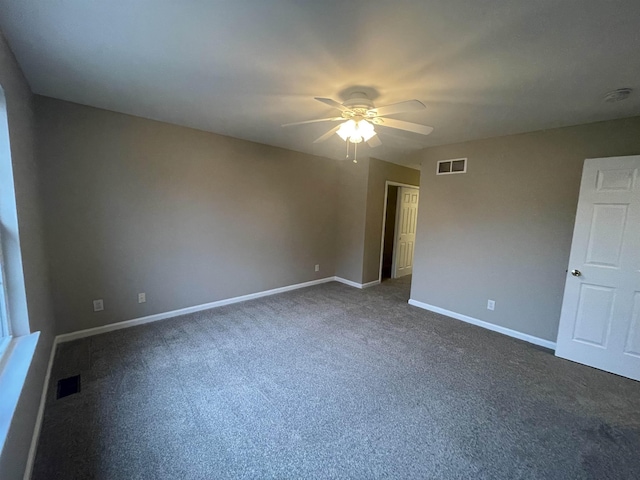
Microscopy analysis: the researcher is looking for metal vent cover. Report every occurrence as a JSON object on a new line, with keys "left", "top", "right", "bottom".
{"left": 57, "top": 375, "right": 81, "bottom": 399}
{"left": 437, "top": 158, "right": 467, "bottom": 175}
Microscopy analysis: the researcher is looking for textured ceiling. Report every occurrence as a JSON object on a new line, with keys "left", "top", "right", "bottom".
{"left": 1, "top": 0, "right": 639, "bottom": 167}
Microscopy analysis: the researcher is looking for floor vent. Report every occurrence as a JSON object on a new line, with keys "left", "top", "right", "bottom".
{"left": 57, "top": 375, "right": 81, "bottom": 399}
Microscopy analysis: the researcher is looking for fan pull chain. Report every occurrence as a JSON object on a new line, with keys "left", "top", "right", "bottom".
{"left": 346, "top": 141, "right": 350, "bottom": 159}
{"left": 353, "top": 141, "right": 358, "bottom": 163}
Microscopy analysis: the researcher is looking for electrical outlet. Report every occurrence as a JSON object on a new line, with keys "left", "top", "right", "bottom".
{"left": 315, "top": 264, "right": 320, "bottom": 272}
{"left": 487, "top": 299, "right": 495, "bottom": 311}
{"left": 93, "top": 299, "right": 104, "bottom": 312}
{"left": 138, "top": 293, "right": 146, "bottom": 303}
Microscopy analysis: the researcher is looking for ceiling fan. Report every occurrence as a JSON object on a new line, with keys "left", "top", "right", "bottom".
{"left": 282, "top": 92, "right": 434, "bottom": 159}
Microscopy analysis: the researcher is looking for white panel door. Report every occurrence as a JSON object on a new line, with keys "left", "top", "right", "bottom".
{"left": 556, "top": 155, "right": 640, "bottom": 381}
{"left": 392, "top": 187, "right": 419, "bottom": 278}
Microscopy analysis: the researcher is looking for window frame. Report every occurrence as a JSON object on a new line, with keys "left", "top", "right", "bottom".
{"left": 0, "top": 230, "right": 10, "bottom": 357}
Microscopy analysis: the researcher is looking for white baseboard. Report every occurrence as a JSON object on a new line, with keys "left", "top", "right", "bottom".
{"left": 57, "top": 276, "right": 338, "bottom": 343}
{"left": 334, "top": 277, "right": 380, "bottom": 289}
{"left": 334, "top": 277, "right": 362, "bottom": 288}
{"left": 55, "top": 276, "right": 378, "bottom": 344}
{"left": 408, "top": 299, "right": 557, "bottom": 350}
{"left": 23, "top": 336, "right": 58, "bottom": 480}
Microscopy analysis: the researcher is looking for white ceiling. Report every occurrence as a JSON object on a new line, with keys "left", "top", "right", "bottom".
{"left": 1, "top": 0, "right": 639, "bottom": 167}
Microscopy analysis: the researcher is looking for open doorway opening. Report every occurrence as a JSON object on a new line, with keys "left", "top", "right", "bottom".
{"left": 379, "top": 182, "right": 419, "bottom": 283}
{"left": 381, "top": 185, "right": 399, "bottom": 280}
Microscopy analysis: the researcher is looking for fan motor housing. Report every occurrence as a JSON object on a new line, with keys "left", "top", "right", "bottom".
{"left": 343, "top": 92, "right": 375, "bottom": 113}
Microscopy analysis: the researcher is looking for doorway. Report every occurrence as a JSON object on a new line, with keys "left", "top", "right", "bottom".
{"left": 381, "top": 185, "right": 399, "bottom": 280}
{"left": 379, "top": 182, "right": 420, "bottom": 282}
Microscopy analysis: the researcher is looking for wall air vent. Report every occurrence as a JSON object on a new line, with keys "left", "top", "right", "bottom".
{"left": 437, "top": 158, "right": 467, "bottom": 175}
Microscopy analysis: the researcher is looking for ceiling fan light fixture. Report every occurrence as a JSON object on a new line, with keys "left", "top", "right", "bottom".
{"left": 337, "top": 119, "right": 356, "bottom": 141}
{"left": 284, "top": 94, "right": 432, "bottom": 158}
{"left": 357, "top": 120, "right": 376, "bottom": 142}
{"left": 336, "top": 119, "right": 375, "bottom": 143}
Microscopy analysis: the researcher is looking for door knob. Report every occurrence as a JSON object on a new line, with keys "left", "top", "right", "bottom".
{"left": 571, "top": 269, "right": 581, "bottom": 277}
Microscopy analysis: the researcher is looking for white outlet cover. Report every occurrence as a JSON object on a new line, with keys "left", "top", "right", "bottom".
{"left": 93, "top": 299, "right": 104, "bottom": 312}
{"left": 315, "top": 264, "right": 320, "bottom": 272}
{"left": 487, "top": 300, "right": 495, "bottom": 311}
{"left": 138, "top": 293, "right": 146, "bottom": 303}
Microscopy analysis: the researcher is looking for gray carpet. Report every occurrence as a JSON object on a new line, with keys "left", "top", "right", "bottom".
{"left": 33, "top": 277, "right": 640, "bottom": 479}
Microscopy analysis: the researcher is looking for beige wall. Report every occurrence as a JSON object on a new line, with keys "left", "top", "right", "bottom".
{"left": 0, "top": 34, "right": 55, "bottom": 479}
{"left": 36, "top": 97, "right": 339, "bottom": 334}
{"left": 410, "top": 116, "right": 640, "bottom": 342}
{"left": 333, "top": 156, "right": 420, "bottom": 285}
{"left": 362, "top": 158, "right": 420, "bottom": 283}
{"left": 334, "top": 158, "right": 370, "bottom": 284}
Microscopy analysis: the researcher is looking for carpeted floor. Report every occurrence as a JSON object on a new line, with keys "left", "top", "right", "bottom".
{"left": 33, "top": 277, "right": 640, "bottom": 479}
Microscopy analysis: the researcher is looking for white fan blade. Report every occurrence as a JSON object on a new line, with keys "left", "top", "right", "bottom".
{"left": 313, "top": 125, "right": 341, "bottom": 143}
{"left": 282, "top": 117, "right": 342, "bottom": 127}
{"left": 377, "top": 118, "right": 433, "bottom": 136}
{"left": 315, "top": 97, "right": 351, "bottom": 112}
{"left": 367, "top": 135, "right": 382, "bottom": 148}
{"left": 371, "top": 100, "right": 426, "bottom": 117}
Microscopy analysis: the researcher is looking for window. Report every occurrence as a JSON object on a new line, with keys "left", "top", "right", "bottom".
{"left": 0, "top": 86, "right": 10, "bottom": 359}
{"left": 0, "top": 235, "right": 10, "bottom": 358}
{"left": 0, "top": 84, "right": 29, "bottom": 342}
{"left": 0, "top": 83, "right": 39, "bottom": 457}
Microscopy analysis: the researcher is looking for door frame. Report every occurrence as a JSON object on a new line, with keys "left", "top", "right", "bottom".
{"left": 377, "top": 181, "right": 420, "bottom": 284}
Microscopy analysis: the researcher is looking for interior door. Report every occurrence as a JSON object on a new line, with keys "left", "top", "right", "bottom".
{"left": 556, "top": 155, "right": 640, "bottom": 381}
{"left": 392, "top": 187, "right": 419, "bottom": 278}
